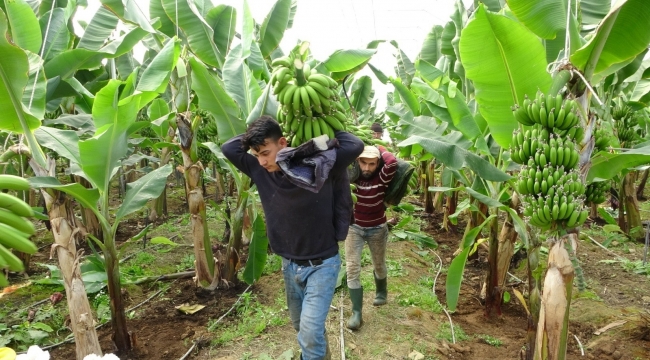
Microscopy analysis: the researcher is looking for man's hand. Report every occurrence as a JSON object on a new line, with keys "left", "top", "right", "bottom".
{"left": 312, "top": 134, "right": 330, "bottom": 151}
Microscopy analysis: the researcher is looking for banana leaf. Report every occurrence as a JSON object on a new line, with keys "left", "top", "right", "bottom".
{"left": 0, "top": 9, "right": 40, "bottom": 134}
{"left": 242, "top": 215, "right": 269, "bottom": 285}
{"left": 77, "top": 6, "right": 119, "bottom": 51}
{"left": 459, "top": 4, "right": 551, "bottom": 148}
{"left": 5, "top": 0, "right": 41, "bottom": 53}
{"left": 571, "top": 0, "right": 650, "bottom": 80}
{"left": 259, "top": 0, "right": 292, "bottom": 58}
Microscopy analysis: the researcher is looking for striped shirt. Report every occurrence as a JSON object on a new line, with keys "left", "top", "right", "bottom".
{"left": 353, "top": 148, "right": 397, "bottom": 227}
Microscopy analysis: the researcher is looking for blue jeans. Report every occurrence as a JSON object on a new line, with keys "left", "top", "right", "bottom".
{"left": 282, "top": 254, "right": 340, "bottom": 360}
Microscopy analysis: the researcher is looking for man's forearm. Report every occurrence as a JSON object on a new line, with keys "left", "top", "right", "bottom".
{"left": 334, "top": 131, "right": 364, "bottom": 169}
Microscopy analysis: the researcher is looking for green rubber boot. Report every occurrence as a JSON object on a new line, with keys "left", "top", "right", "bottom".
{"left": 347, "top": 287, "right": 363, "bottom": 330}
{"left": 373, "top": 273, "right": 387, "bottom": 306}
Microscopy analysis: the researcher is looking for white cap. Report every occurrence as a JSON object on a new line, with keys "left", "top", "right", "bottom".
{"left": 358, "top": 146, "right": 380, "bottom": 159}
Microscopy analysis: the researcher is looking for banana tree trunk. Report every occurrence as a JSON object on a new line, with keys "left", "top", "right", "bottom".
{"left": 534, "top": 234, "right": 576, "bottom": 360}
{"left": 484, "top": 213, "right": 501, "bottom": 317}
{"left": 43, "top": 189, "right": 102, "bottom": 358}
{"left": 525, "top": 230, "right": 543, "bottom": 360}
{"left": 176, "top": 112, "right": 215, "bottom": 286}
{"left": 102, "top": 229, "right": 131, "bottom": 353}
{"left": 424, "top": 160, "right": 434, "bottom": 214}
{"left": 29, "top": 154, "right": 103, "bottom": 357}
{"left": 75, "top": 176, "right": 103, "bottom": 241}
{"left": 636, "top": 168, "right": 649, "bottom": 199}
{"left": 589, "top": 202, "right": 598, "bottom": 219}
{"left": 150, "top": 131, "right": 174, "bottom": 222}
{"left": 624, "top": 172, "right": 642, "bottom": 237}
{"left": 223, "top": 189, "right": 249, "bottom": 282}
{"left": 496, "top": 193, "right": 521, "bottom": 288}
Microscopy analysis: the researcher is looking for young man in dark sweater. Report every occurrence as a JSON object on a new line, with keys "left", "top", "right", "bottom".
{"left": 345, "top": 145, "right": 397, "bottom": 330}
{"left": 222, "top": 116, "right": 363, "bottom": 359}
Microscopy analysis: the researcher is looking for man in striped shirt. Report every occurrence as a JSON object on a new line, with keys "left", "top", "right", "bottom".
{"left": 345, "top": 145, "right": 397, "bottom": 330}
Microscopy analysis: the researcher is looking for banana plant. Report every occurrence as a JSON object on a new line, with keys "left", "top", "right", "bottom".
{"left": 460, "top": 1, "right": 650, "bottom": 359}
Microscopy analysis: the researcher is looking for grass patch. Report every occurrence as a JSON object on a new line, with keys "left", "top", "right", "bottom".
{"left": 478, "top": 334, "right": 502, "bottom": 347}
{"left": 394, "top": 276, "right": 442, "bottom": 313}
{"left": 208, "top": 293, "right": 288, "bottom": 346}
{"left": 435, "top": 322, "right": 469, "bottom": 342}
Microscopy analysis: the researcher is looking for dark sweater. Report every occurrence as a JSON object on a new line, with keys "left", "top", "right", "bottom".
{"left": 222, "top": 131, "right": 364, "bottom": 260}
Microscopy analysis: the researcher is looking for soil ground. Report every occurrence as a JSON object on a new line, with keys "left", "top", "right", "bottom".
{"left": 2, "top": 182, "right": 649, "bottom": 360}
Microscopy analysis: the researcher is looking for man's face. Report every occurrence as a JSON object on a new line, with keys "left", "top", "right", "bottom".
{"left": 358, "top": 157, "right": 379, "bottom": 179}
{"left": 372, "top": 131, "right": 383, "bottom": 139}
{"left": 251, "top": 137, "right": 287, "bottom": 172}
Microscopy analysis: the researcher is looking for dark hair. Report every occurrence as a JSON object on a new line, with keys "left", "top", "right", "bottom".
{"left": 371, "top": 122, "right": 383, "bottom": 133}
{"left": 242, "top": 115, "right": 283, "bottom": 151}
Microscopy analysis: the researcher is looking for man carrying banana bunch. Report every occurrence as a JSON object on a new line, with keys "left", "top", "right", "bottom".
{"left": 346, "top": 145, "right": 397, "bottom": 330}
{"left": 222, "top": 116, "right": 363, "bottom": 360}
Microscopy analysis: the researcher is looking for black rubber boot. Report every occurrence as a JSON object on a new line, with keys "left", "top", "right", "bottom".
{"left": 373, "top": 273, "right": 387, "bottom": 306}
{"left": 347, "top": 287, "right": 363, "bottom": 330}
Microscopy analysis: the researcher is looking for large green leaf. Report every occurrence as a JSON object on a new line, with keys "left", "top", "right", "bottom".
{"left": 77, "top": 6, "right": 118, "bottom": 51}
{"left": 136, "top": 37, "right": 179, "bottom": 93}
{"left": 162, "top": 0, "right": 222, "bottom": 68}
{"left": 28, "top": 177, "right": 100, "bottom": 217}
{"left": 114, "top": 163, "right": 172, "bottom": 222}
{"left": 0, "top": 8, "right": 40, "bottom": 134}
{"left": 399, "top": 135, "right": 511, "bottom": 182}
{"left": 581, "top": 0, "right": 612, "bottom": 26}
{"left": 587, "top": 146, "right": 650, "bottom": 181}
{"left": 349, "top": 76, "right": 373, "bottom": 113}
{"left": 392, "top": 42, "right": 415, "bottom": 87}
{"left": 399, "top": 115, "right": 447, "bottom": 139}
{"left": 149, "top": 0, "right": 176, "bottom": 37}
{"left": 323, "top": 49, "right": 376, "bottom": 76}
{"left": 507, "top": 0, "right": 567, "bottom": 39}
{"left": 100, "top": 0, "right": 156, "bottom": 33}
{"left": 5, "top": 0, "right": 42, "bottom": 53}
{"left": 367, "top": 63, "right": 388, "bottom": 84}
{"left": 571, "top": 0, "right": 650, "bottom": 79}
{"left": 246, "top": 82, "right": 278, "bottom": 125}
{"left": 419, "top": 24, "right": 443, "bottom": 65}
{"left": 223, "top": 44, "right": 261, "bottom": 118}
{"left": 239, "top": 0, "right": 253, "bottom": 60}
{"left": 80, "top": 80, "right": 138, "bottom": 193}
{"left": 440, "top": 88, "right": 481, "bottom": 141}
{"left": 205, "top": 4, "right": 236, "bottom": 63}
{"left": 259, "top": 0, "right": 291, "bottom": 58}
{"left": 44, "top": 24, "right": 150, "bottom": 79}
{"left": 34, "top": 126, "right": 81, "bottom": 164}
{"left": 446, "top": 216, "right": 493, "bottom": 311}
{"left": 39, "top": 8, "right": 69, "bottom": 61}
{"left": 23, "top": 51, "right": 46, "bottom": 119}
{"left": 242, "top": 215, "right": 269, "bottom": 285}
{"left": 459, "top": 5, "right": 551, "bottom": 147}
{"left": 189, "top": 57, "right": 243, "bottom": 143}
{"left": 389, "top": 77, "right": 420, "bottom": 116}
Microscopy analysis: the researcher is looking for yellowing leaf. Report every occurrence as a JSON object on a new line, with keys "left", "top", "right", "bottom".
{"left": 175, "top": 303, "right": 205, "bottom": 314}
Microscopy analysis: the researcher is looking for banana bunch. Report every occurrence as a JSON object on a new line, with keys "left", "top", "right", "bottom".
{"left": 512, "top": 91, "right": 580, "bottom": 130}
{"left": 346, "top": 123, "right": 375, "bottom": 145}
{"left": 0, "top": 175, "right": 37, "bottom": 286}
{"left": 585, "top": 181, "right": 609, "bottom": 205}
{"left": 515, "top": 165, "right": 585, "bottom": 197}
{"left": 519, "top": 169, "right": 589, "bottom": 229}
{"left": 510, "top": 125, "right": 580, "bottom": 169}
{"left": 350, "top": 183, "right": 358, "bottom": 204}
{"left": 270, "top": 56, "right": 348, "bottom": 147}
{"left": 615, "top": 119, "right": 638, "bottom": 144}
{"left": 593, "top": 128, "right": 612, "bottom": 152}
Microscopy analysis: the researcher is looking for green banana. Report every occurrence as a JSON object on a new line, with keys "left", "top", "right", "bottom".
{"left": 0, "top": 175, "right": 30, "bottom": 191}
{"left": 0, "top": 222, "right": 37, "bottom": 254}
{"left": 0, "top": 193, "right": 33, "bottom": 217}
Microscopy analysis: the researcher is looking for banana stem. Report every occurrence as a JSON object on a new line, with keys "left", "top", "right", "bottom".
{"left": 294, "top": 59, "right": 307, "bottom": 86}
{"left": 548, "top": 70, "right": 572, "bottom": 97}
